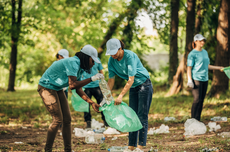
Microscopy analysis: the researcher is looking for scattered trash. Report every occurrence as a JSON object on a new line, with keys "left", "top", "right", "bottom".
{"left": 148, "top": 124, "right": 169, "bottom": 135}
{"left": 91, "top": 119, "right": 104, "bottom": 129}
{"left": 123, "top": 148, "right": 132, "bottom": 152}
{"left": 133, "top": 148, "right": 144, "bottom": 152}
{"left": 164, "top": 117, "right": 176, "bottom": 122}
{"left": 60, "top": 132, "right": 62, "bottom": 136}
{"left": 208, "top": 122, "right": 221, "bottom": 132}
{"left": 201, "top": 147, "right": 223, "bottom": 152}
{"left": 21, "top": 126, "right": 27, "bottom": 129}
{"left": 183, "top": 118, "right": 206, "bottom": 137}
{"left": 210, "top": 116, "right": 227, "bottom": 122}
{"left": 14, "top": 142, "right": 24, "bottom": 144}
{"left": 218, "top": 132, "right": 230, "bottom": 138}
{"left": 74, "top": 128, "right": 88, "bottom": 137}
{"left": 111, "top": 136, "right": 117, "bottom": 140}
{"left": 149, "top": 147, "right": 158, "bottom": 152}
{"left": 94, "top": 128, "right": 106, "bottom": 134}
{"left": 85, "top": 133, "right": 105, "bottom": 144}
{"left": 103, "top": 127, "right": 120, "bottom": 135}
{"left": 108, "top": 146, "right": 128, "bottom": 152}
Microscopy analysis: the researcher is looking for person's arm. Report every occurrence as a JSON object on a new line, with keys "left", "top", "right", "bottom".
{"left": 68, "top": 76, "right": 91, "bottom": 90}
{"left": 114, "top": 76, "right": 134, "bottom": 105}
{"left": 108, "top": 78, "right": 115, "bottom": 91}
{"left": 75, "top": 88, "right": 100, "bottom": 112}
{"left": 208, "top": 65, "right": 224, "bottom": 71}
{"left": 99, "top": 70, "right": 103, "bottom": 75}
{"left": 187, "top": 66, "right": 194, "bottom": 88}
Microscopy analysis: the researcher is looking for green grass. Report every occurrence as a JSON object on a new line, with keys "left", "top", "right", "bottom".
{"left": 1, "top": 87, "right": 230, "bottom": 125}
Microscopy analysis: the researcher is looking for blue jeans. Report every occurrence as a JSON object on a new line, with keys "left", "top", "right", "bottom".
{"left": 128, "top": 79, "right": 153, "bottom": 147}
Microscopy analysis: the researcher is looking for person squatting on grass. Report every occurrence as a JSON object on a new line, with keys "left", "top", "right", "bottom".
{"left": 105, "top": 38, "right": 153, "bottom": 151}
{"left": 80, "top": 57, "right": 109, "bottom": 128}
{"left": 187, "top": 34, "right": 224, "bottom": 121}
{"left": 37, "top": 45, "right": 104, "bottom": 152}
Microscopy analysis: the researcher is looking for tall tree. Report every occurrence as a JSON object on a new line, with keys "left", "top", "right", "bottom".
{"left": 208, "top": 0, "right": 229, "bottom": 97}
{"left": 168, "top": 0, "right": 180, "bottom": 84}
{"left": 7, "top": 0, "right": 22, "bottom": 91}
{"left": 166, "top": 0, "right": 196, "bottom": 96}
{"left": 195, "top": 0, "right": 204, "bottom": 34}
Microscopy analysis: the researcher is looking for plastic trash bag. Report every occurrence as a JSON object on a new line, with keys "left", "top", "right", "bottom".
{"left": 223, "top": 66, "right": 230, "bottom": 79}
{"left": 208, "top": 122, "right": 221, "bottom": 132}
{"left": 148, "top": 124, "right": 170, "bottom": 134}
{"left": 183, "top": 118, "right": 207, "bottom": 137}
{"left": 99, "top": 101, "right": 143, "bottom": 132}
{"left": 71, "top": 89, "right": 89, "bottom": 112}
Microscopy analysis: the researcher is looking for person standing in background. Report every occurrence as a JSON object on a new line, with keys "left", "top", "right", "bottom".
{"left": 105, "top": 38, "right": 153, "bottom": 151}
{"left": 80, "top": 57, "right": 109, "bottom": 128}
{"left": 187, "top": 34, "right": 224, "bottom": 121}
{"left": 56, "top": 49, "right": 70, "bottom": 98}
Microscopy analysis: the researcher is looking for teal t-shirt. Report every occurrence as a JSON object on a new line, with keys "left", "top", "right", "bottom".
{"left": 81, "top": 58, "right": 103, "bottom": 88}
{"left": 108, "top": 49, "right": 149, "bottom": 88}
{"left": 187, "top": 49, "right": 210, "bottom": 81}
{"left": 39, "top": 56, "right": 84, "bottom": 91}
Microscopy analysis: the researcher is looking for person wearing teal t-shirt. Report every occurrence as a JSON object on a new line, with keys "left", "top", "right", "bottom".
{"left": 81, "top": 58, "right": 109, "bottom": 128}
{"left": 187, "top": 34, "right": 224, "bottom": 121}
{"left": 37, "top": 45, "right": 104, "bottom": 152}
{"left": 105, "top": 38, "right": 153, "bottom": 151}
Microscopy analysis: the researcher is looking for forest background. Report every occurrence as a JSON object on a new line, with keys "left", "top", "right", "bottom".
{"left": 0, "top": 0, "right": 229, "bottom": 97}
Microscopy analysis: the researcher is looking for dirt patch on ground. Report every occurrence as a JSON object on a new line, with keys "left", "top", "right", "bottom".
{"left": 0, "top": 119, "right": 230, "bottom": 152}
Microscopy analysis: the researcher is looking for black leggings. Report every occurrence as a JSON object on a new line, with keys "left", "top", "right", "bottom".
{"left": 191, "top": 80, "right": 208, "bottom": 121}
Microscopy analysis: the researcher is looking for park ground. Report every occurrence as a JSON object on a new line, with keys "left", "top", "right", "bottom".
{"left": 0, "top": 86, "right": 230, "bottom": 152}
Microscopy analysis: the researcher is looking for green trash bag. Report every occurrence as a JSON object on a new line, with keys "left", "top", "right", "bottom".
{"left": 71, "top": 89, "right": 89, "bottom": 112}
{"left": 223, "top": 66, "right": 230, "bottom": 79}
{"left": 99, "top": 101, "right": 143, "bottom": 132}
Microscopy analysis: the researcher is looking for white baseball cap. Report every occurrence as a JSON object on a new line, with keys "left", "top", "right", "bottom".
{"left": 58, "top": 49, "right": 69, "bottom": 59}
{"left": 80, "top": 45, "right": 101, "bottom": 63}
{"left": 194, "top": 34, "right": 206, "bottom": 42}
{"left": 106, "top": 38, "right": 121, "bottom": 55}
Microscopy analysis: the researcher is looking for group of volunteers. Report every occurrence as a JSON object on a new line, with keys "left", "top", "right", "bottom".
{"left": 38, "top": 34, "right": 224, "bottom": 152}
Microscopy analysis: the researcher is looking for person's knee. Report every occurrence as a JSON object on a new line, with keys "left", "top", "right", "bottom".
{"left": 63, "top": 116, "right": 71, "bottom": 124}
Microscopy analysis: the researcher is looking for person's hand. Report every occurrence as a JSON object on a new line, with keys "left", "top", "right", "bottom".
{"left": 114, "top": 95, "right": 122, "bottom": 105}
{"left": 187, "top": 79, "right": 194, "bottom": 88}
{"left": 220, "top": 67, "right": 225, "bottom": 72}
{"left": 91, "top": 73, "right": 104, "bottom": 81}
{"left": 91, "top": 102, "right": 100, "bottom": 113}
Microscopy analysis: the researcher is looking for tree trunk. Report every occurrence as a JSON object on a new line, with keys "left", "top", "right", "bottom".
{"left": 195, "top": 0, "right": 204, "bottom": 34}
{"left": 168, "top": 0, "right": 179, "bottom": 84}
{"left": 166, "top": 0, "right": 196, "bottom": 96}
{"left": 7, "top": 0, "right": 22, "bottom": 91}
{"left": 208, "top": 0, "right": 229, "bottom": 98}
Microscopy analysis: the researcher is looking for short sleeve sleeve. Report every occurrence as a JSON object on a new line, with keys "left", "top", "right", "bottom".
{"left": 97, "top": 58, "right": 103, "bottom": 71}
{"left": 63, "top": 59, "right": 80, "bottom": 77}
{"left": 187, "top": 53, "right": 194, "bottom": 67}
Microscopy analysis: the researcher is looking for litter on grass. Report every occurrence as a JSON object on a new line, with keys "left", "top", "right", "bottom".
{"left": 148, "top": 124, "right": 169, "bottom": 135}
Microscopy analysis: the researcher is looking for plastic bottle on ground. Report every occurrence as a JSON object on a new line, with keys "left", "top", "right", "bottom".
{"left": 108, "top": 146, "right": 128, "bottom": 152}
{"left": 210, "top": 116, "right": 227, "bottom": 121}
{"left": 85, "top": 134, "right": 105, "bottom": 144}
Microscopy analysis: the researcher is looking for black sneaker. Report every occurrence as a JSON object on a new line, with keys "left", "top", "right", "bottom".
{"left": 86, "top": 121, "right": 91, "bottom": 128}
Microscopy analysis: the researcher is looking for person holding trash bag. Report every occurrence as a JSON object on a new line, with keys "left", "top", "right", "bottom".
{"left": 187, "top": 34, "right": 224, "bottom": 121}
{"left": 105, "top": 38, "right": 153, "bottom": 151}
{"left": 80, "top": 57, "right": 109, "bottom": 128}
{"left": 37, "top": 45, "right": 104, "bottom": 152}
{"left": 56, "top": 49, "right": 70, "bottom": 98}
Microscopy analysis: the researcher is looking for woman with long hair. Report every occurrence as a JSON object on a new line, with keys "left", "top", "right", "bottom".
{"left": 37, "top": 45, "right": 104, "bottom": 152}
{"left": 187, "top": 34, "right": 224, "bottom": 121}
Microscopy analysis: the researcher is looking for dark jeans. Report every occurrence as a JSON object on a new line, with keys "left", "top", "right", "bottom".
{"left": 128, "top": 79, "right": 153, "bottom": 147}
{"left": 84, "top": 87, "right": 106, "bottom": 122}
{"left": 191, "top": 80, "right": 208, "bottom": 121}
{"left": 37, "top": 85, "right": 71, "bottom": 152}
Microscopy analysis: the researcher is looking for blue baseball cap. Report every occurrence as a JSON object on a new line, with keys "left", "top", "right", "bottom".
{"left": 81, "top": 45, "right": 101, "bottom": 63}
{"left": 106, "top": 38, "right": 121, "bottom": 55}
